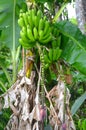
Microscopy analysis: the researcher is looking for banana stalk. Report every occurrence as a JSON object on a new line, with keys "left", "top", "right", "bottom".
{"left": 36, "top": 43, "right": 45, "bottom": 107}
{"left": 25, "top": 50, "right": 34, "bottom": 78}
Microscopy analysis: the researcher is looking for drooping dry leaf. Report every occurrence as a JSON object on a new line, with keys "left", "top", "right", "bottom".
{"left": 2, "top": 69, "right": 37, "bottom": 130}
{"left": 9, "top": 90, "right": 16, "bottom": 103}
{"left": 18, "top": 69, "right": 24, "bottom": 78}
{"left": 32, "top": 122, "right": 39, "bottom": 130}
{"left": 26, "top": 123, "right": 31, "bottom": 130}
{"left": 20, "top": 88, "right": 27, "bottom": 103}
{"left": 48, "top": 80, "right": 76, "bottom": 130}
{"left": 21, "top": 91, "right": 29, "bottom": 121}
{"left": 4, "top": 115, "right": 18, "bottom": 130}
{"left": 20, "top": 77, "right": 31, "bottom": 86}
{"left": 3, "top": 68, "right": 76, "bottom": 130}
{"left": 3, "top": 94, "right": 9, "bottom": 108}
{"left": 29, "top": 104, "right": 40, "bottom": 123}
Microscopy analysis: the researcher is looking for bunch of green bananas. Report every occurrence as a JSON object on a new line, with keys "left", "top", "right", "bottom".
{"left": 51, "top": 27, "right": 61, "bottom": 48}
{"left": 18, "top": 8, "right": 52, "bottom": 49}
{"left": 44, "top": 47, "right": 62, "bottom": 64}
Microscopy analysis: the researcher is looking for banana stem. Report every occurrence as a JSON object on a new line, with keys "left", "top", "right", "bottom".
{"left": 36, "top": 43, "right": 45, "bottom": 107}
{"left": 52, "top": 3, "right": 67, "bottom": 23}
{"left": 40, "top": 52, "right": 45, "bottom": 106}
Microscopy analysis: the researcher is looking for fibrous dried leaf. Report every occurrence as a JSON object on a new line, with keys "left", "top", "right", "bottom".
{"left": 29, "top": 104, "right": 40, "bottom": 123}
{"left": 9, "top": 90, "right": 16, "bottom": 103}
{"left": 20, "top": 77, "right": 31, "bottom": 86}
{"left": 48, "top": 80, "right": 76, "bottom": 130}
{"left": 21, "top": 92, "right": 29, "bottom": 121}
{"left": 3, "top": 69, "right": 76, "bottom": 130}
{"left": 32, "top": 122, "right": 39, "bottom": 130}
{"left": 4, "top": 94, "right": 9, "bottom": 108}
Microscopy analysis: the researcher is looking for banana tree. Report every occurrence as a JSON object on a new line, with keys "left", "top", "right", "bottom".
{"left": 0, "top": 0, "right": 86, "bottom": 130}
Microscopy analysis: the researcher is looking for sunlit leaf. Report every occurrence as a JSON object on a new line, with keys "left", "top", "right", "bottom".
{"left": 55, "top": 21, "right": 86, "bottom": 75}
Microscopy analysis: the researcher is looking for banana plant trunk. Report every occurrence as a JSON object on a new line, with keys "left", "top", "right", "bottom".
{"left": 75, "top": 0, "right": 86, "bottom": 34}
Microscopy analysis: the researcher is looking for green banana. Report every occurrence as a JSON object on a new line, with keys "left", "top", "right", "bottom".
{"left": 28, "top": 15, "right": 33, "bottom": 29}
{"left": 48, "top": 49, "right": 53, "bottom": 62}
{"left": 37, "top": 10, "right": 42, "bottom": 21}
{"left": 53, "top": 48, "right": 62, "bottom": 61}
{"left": 40, "top": 35, "right": 52, "bottom": 44}
{"left": 43, "top": 21, "right": 50, "bottom": 35}
{"left": 53, "top": 28, "right": 59, "bottom": 37}
{"left": 44, "top": 55, "right": 51, "bottom": 64}
{"left": 22, "top": 27, "right": 27, "bottom": 35}
{"left": 34, "top": 10, "right": 43, "bottom": 29}
{"left": 52, "top": 36, "right": 61, "bottom": 48}
{"left": 41, "top": 33, "right": 50, "bottom": 41}
{"left": 27, "top": 9, "right": 31, "bottom": 15}
{"left": 39, "top": 30, "right": 44, "bottom": 40}
{"left": 41, "top": 28, "right": 51, "bottom": 41}
{"left": 31, "top": 8, "right": 36, "bottom": 22}
{"left": 19, "top": 38, "right": 29, "bottom": 48}
{"left": 34, "top": 16, "right": 39, "bottom": 28}
{"left": 33, "top": 27, "right": 38, "bottom": 40}
{"left": 27, "top": 24, "right": 32, "bottom": 30}
{"left": 22, "top": 13, "right": 28, "bottom": 26}
{"left": 52, "top": 40, "right": 56, "bottom": 48}
{"left": 20, "top": 30, "right": 29, "bottom": 43}
{"left": 18, "top": 17, "right": 25, "bottom": 27}
{"left": 53, "top": 49, "right": 58, "bottom": 61}
{"left": 26, "top": 11, "right": 29, "bottom": 16}
{"left": 19, "top": 10, "right": 23, "bottom": 18}
{"left": 55, "top": 48, "right": 62, "bottom": 60}
{"left": 19, "top": 38, "right": 34, "bottom": 49}
{"left": 27, "top": 28, "right": 35, "bottom": 42}
{"left": 43, "top": 16, "right": 47, "bottom": 21}
{"left": 38, "top": 18, "right": 44, "bottom": 31}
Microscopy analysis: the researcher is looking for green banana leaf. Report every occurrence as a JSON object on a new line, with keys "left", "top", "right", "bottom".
{"left": 0, "top": 0, "right": 25, "bottom": 50}
{"left": 55, "top": 21, "right": 86, "bottom": 75}
{"left": 71, "top": 92, "right": 86, "bottom": 116}
{"left": 0, "top": 81, "right": 7, "bottom": 92}
{"left": 0, "top": 0, "right": 26, "bottom": 82}
{"left": 0, "top": 59, "right": 11, "bottom": 86}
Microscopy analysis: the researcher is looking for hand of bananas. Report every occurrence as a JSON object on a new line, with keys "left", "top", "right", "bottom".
{"left": 44, "top": 47, "right": 62, "bottom": 64}
{"left": 18, "top": 8, "right": 52, "bottom": 49}
{"left": 51, "top": 27, "right": 61, "bottom": 48}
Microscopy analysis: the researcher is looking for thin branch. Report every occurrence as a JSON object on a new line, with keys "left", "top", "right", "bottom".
{"left": 37, "top": 64, "right": 41, "bottom": 94}
{"left": 52, "top": 3, "right": 67, "bottom": 23}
